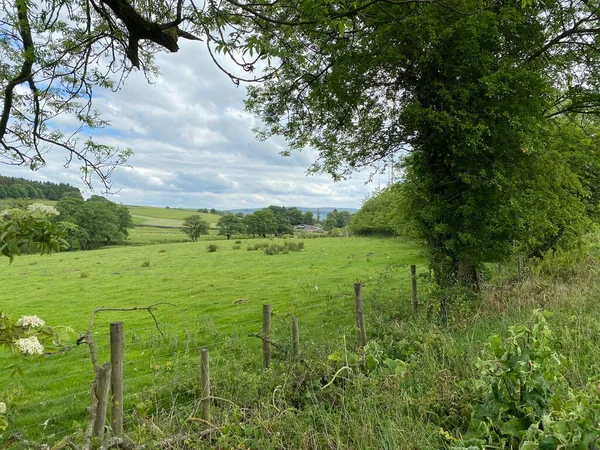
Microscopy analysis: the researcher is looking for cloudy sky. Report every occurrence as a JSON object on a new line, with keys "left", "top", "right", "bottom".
{"left": 6, "top": 41, "right": 389, "bottom": 210}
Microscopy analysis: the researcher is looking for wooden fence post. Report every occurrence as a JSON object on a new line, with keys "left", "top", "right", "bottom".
{"left": 291, "top": 316, "right": 300, "bottom": 358}
{"left": 110, "top": 322, "right": 124, "bottom": 437}
{"left": 410, "top": 265, "right": 418, "bottom": 312}
{"left": 262, "top": 304, "right": 271, "bottom": 369}
{"left": 93, "top": 363, "right": 112, "bottom": 439}
{"left": 497, "top": 262, "right": 502, "bottom": 274}
{"left": 200, "top": 347, "right": 210, "bottom": 421}
{"left": 517, "top": 256, "right": 524, "bottom": 278}
{"left": 354, "top": 283, "right": 367, "bottom": 347}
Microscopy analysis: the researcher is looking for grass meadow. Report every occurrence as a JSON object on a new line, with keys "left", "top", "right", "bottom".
{"left": 0, "top": 236, "right": 425, "bottom": 444}
{"left": 4, "top": 201, "right": 600, "bottom": 448}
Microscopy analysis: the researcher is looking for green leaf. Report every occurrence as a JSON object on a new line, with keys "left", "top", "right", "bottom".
{"left": 328, "top": 351, "right": 344, "bottom": 362}
{"left": 499, "top": 417, "right": 529, "bottom": 437}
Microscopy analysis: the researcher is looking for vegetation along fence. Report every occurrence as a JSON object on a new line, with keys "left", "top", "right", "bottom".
{"left": 3, "top": 259, "right": 523, "bottom": 448}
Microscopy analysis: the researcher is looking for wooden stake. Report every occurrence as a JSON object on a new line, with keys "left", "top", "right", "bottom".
{"left": 517, "top": 256, "right": 524, "bottom": 278}
{"left": 410, "top": 265, "right": 418, "bottom": 312}
{"left": 291, "top": 316, "right": 300, "bottom": 358}
{"left": 262, "top": 304, "right": 271, "bottom": 369}
{"left": 354, "top": 283, "right": 367, "bottom": 347}
{"left": 93, "top": 363, "right": 112, "bottom": 439}
{"left": 200, "top": 347, "right": 210, "bottom": 421}
{"left": 110, "top": 322, "right": 124, "bottom": 437}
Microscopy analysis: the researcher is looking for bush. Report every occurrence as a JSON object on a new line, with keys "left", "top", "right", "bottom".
{"left": 235, "top": 240, "right": 242, "bottom": 244}
{"left": 232, "top": 245, "right": 241, "bottom": 250}
{"left": 449, "top": 310, "right": 600, "bottom": 449}
{"left": 207, "top": 244, "right": 218, "bottom": 253}
{"left": 264, "top": 241, "right": 305, "bottom": 255}
{"left": 141, "top": 259, "right": 150, "bottom": 267}
{"left": 247, "top": 242, "right": 270, "bottom": 251}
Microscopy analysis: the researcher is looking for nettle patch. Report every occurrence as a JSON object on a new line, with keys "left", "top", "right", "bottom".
{"left": 446, "top": 310, "right": 600, "bottom": 450}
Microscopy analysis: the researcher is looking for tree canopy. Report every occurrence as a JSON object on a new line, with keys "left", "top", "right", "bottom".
{"left": 217, "top": 213, "right": 244, "bottom": 239}
{"left": 55, "top": 195, "right": 133, "bottom": 249}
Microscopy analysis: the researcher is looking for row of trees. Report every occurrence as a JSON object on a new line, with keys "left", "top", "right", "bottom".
{"left": 0, "top": 176, "right": 82, "bottom": 201}
{"left": 181, "top": 206, "right": 343, "bottom": 241}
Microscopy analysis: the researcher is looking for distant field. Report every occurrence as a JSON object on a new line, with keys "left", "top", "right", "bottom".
{"left": 127, "top": 205, "right": 221, "bottom": 227}
{"left": 0, "top": 236, "right": 424, "bottom": 442}
{"left": 126, "top": 226, "right": 222, "bottom": 245}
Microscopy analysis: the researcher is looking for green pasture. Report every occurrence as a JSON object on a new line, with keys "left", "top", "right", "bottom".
{"left": 127, "top": 205, "right": 220, "bottom": 226}
{"left": 126, "top": 226, "right": 223, "bottom": 245}
{"left": 0, "top": 236, "right": 424, "bottom": 442}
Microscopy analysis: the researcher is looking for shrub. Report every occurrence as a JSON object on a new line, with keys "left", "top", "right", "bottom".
{"left": 449, "top": 310, "right": 600, "bottom": 449}
{"left": 80, "top": 272, "right": 89, "bottom": 278}
{"left": 232, "top": 245, "right": 241, "bottom": 250}
{"left": 141, "top": 259, "right": 150, "bottom": 267}
{"left": 264, "top": 241, "right": 305, "bottom": 255}
{"left": 207, "top": 244, "right": 218, "bottom": 253}
{"left": 235, "top": 240, "right": 242, "bottom": 244}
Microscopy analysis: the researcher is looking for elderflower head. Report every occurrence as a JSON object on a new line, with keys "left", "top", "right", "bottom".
{"left": 0, "top": 402, "right": 6, "bottom": 414}
{"left": 15, "top": 336, "right": 44, "bottom": 355}
{"left": 27, "top": 203, "right": 59, "bottom": 217}
{"left": 16, "top": 315, "right": 45, "bottom": 328}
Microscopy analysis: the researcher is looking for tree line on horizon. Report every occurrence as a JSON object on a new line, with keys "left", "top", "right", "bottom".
{"left": 0, "top": 176, "right": 81, "bottom": 201}
{"left": 182, "top": 206, "right": 352, "bottom": 241}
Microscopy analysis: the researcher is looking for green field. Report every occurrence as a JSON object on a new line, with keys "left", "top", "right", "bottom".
{"left": 127, "top": 205, "right": 221, "bottom": 227}
{"left": 0, "top": 236, "right": 424, "bottom": 444}
{"left": 4, "top": 202, "right": 600, "bottom": 449}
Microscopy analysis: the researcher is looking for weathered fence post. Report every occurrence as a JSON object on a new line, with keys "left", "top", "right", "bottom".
{"left": 200, "top": 347, "right": 210, "bottom": 421}
{"left": 497, "top": 262, "right": 502, "bottom": 274}
{"left": 517, "top": 256, "right": 524, "bottom": 278}
{"left": 93, "top": 363, "right": 112, "bottom": 439}
{"left": 410, "top": 265, "right": 418, "bottom": 312}
{"left": 354, "top": 283, "right": 367, "bottom": 347}
{"left": 262, "top": 304, "right": 271, "bottom": 369}
{"left": 291, "top": 316, "right": 300, "bottom": 358}
{"left": 110, "top": 322, "right": 124, "bottom": 437}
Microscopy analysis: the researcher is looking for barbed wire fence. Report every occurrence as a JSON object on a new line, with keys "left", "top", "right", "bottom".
{"left": 2, "top": 262, "right": 450, "bottom": 446}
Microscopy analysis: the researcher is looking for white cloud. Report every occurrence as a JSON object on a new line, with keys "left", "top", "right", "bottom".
{"left": 2, "top": 40, "right": 388, "bottom": 209}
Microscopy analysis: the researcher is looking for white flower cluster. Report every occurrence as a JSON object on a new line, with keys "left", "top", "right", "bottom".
{"left": 15, "top": 336, "right": 44, "bottom": 355}
{"left": 27, "top": 203, "right": 59, "bottom": 217}
{"left": 16, "top": 315, "right": 45, "bottom": 328}
{"left": 0, "top": 402, "right": 6, "bottom": 414}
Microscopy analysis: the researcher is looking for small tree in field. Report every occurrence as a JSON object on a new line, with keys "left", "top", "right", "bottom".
{"left": 181, "top": 215, "right": 209, "bottom": 241}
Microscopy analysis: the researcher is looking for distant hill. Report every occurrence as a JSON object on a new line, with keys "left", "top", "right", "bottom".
{"left": 227, "top": 207, "right": 358, "bottom": 216}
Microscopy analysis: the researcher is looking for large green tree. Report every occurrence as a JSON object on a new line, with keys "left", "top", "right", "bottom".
{"left": 55, "top": 195, "right": 133, "bottom": 249}
{"left": 243, "top": 209, "right": 278, "bottom": 237}
{"left": 217, "top": 213, "right": 245, "bottom": 240}
{"left": 349, "top": 187, "right": 402, "bottom": 236}
{"left": 181, "top": 215, "right": 210, "bottom": 241}
{"left": 239, "top": 0, "right": 600, "bottom": 285}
